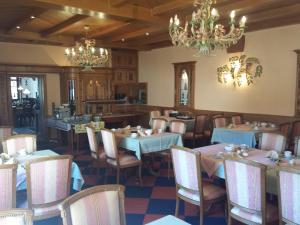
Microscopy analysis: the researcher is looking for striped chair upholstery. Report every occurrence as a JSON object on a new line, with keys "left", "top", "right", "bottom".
{"left": 294, "top": 136, "right": 300, "bottom": 157}
{"left": 171, "top": 146, "right": 226, "bottom": 225}
{"left": 163, "top": 110, "right": 173, "bottom": 117}
{"left": 26, "top": 155, "right": 72, "bottom": 220}
{"left": 0, "top": 126, "right": 12, "bottom": 139}
{"left": 170, "top": 120, "right": 186, "bottom": 135}
{"left": 150, "top": 110, "right": 161, "bottom": 119}
{"left": 231, "top": 115, "right": 242, "bottom": 125}
{"left": 213, "top": 117, "right": 227, "bottom": 128}
{"left": 86, "top": 125, "right": 106, "bottom": 160}
{"left": 277, "top": 167, "right": 300, "bottom": 225}
{"left": 101, "top": 129, "right": 142, "bottom": 185}
{"left": 0, "top": 164, "right": 17, "bottom": 210}
{"left": 0, "top": 209, "right": 33, "bottom": 225}
{"left": 152, "top": 118, "right": 167, "bottom": 131}
{"left": 258, "top": 133, "right": 286, "bottom": 153}
{"left": 59, "top": 185, "right": 126, "bottom": 225}
{"left": 224, "top": 158, "right": 278, "bottom": 225}
{"left": 2, "top": 135, "right": 36, "bottom": 156}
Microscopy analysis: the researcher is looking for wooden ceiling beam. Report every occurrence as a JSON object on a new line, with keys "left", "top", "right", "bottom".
{"left": 126, "top": 32, "right": 170, "bottom": 46}
{"left": 152, "top": 0, "right": 194, "bottom": 16}
{"left": 88, "top": 22, "right": 131, "bottom": 38}
{"left": 110, "top": 26, "right": 164, "bottom": 42}
{"left": 109, "top": 0, "right": 128, "bottom": 7}
{"left": 0, "top": 30, "right": 74, "bottom": 46}
{"left": 41, "top": 14, "right": 89, "bottom": 37}
{"left": 21, "top": 0, "right": 164, "bottom": 24}
{"left": 5, "top": 8, "right": 47, "bottom": 34}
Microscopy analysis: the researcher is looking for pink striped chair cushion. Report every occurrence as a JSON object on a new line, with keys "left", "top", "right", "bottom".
{"left": 69, "top": 191, "right": 122, "bottom": 225}
{"left": 260, "top": 133, "right": 285, "bottom": 153}
{"left": 232, "top": 116, "right": 242, "bottom": 125}
{"left": 150, "top": 111, "right": 161, "bottom": 118}
{"left": 29, "top": 158, "right": 70, "bottom": 205}
{"left": 152, "top": 119, "right": 167, "bottom": 131}
{"left": 225, "top": 160, "right": 262, "bottom": 211}
{"left": 101, "top": 130, "right": 118, "bottom": 159}
{"left": 86, "top": 126, "right": 98, "bottom": 154}
{"left": 0, "top": 168, "right": 14, "bottom": 210}
{"left": 170, "top": 121, "right": 186, "bottom": 135}
{"left": 3, "top": 136, "right": 36, "bottom": 156}
{"left": 0, "top": 216, "right": 26, "bottom": 225}
{"left": 295, "top": 137, "right": 300, "bottom": 157}
{"left": 231, "top": 203, "right": 278, "bottom": 224}
{"left": 171, "top": 148, "right": 199, "bottom": 191}
{"left": 214, "top": 117, "right": 226, "bottom": 128}
{"left": 107, "top": 154, "right": 139, "bottom": 166}
{"left": 0, "top": 127, "right": 12, "bottom": 139}
{"left": 279, "top": 170, "right": 300, "bottom": 224}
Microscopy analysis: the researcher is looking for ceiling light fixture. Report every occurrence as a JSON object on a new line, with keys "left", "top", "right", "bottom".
{"left": 121, "top": 38, "right": 125, "bottom": 42}
{"left": 16, "top": 26, "right": 21, "bottom": 29}
{"left": 64, "top": 25, "right": 109, "bottom": 71}
{"left": 30, "top": 15, "right": 35, "bottom": 19}
{"left": 169, "top": 0, "right": 247, "bottom": 55}
{"left": 145, "top": 32, "right": 150, "bottom": 36}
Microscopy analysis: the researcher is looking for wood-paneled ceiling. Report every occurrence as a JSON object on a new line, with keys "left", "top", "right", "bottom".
{"left": 1, "top": 0, "right": 300, "bottom": 50}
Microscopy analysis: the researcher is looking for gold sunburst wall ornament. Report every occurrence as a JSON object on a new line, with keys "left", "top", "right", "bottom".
{"left": 217, "top": 55, "right": 263, "bottom": 87}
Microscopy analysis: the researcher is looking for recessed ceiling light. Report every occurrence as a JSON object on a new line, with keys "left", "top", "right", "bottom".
{"left": 30, "top": 15, "right": 35, "bottom": 19}
{"left": 145, "top": 32, "right": 150, "bottom": 36}
{"left": 16, "top": 26, "right": 21, "bottom": 29}
{"left": 121, "top": 38, "right": 125, "bottom": 42}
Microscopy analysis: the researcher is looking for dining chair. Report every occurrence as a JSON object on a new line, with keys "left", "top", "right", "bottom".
{"left": 150, "top": 110, "right": 161, "bottom": 119}
{"left": 25, "top": 155, "right": 72, "bottom": 221}
{"left": 293, "top": 136, "right": 300, "bottom": 157}
{"left": 2, "top": 134, "right": 36, "bottom": 156}
{"left": 151, "top": 118, "right": 167, "bottom": 131}
{"left": 213, "top": 117, "right": 227, "bottom": 128}
{"left": 0, "top": 126, "right": 12, "bottom": 153}
{"left": 160, "top": 120, "right": 186, "bottom": 179}
{"left": 59, "top": 185, "right": 126, "bottom": 225}
{"left": 171, "top": 146, "right": 226, "bottom": 225}
{"left": 224, "top": 158, "right": 278, "bottom": 225}
{"left": 258, "top": 132, "right": 286, "bottom": 153}
{"left": 0, "top": 209, "right": 33, "bottom": 225}
{"left": 101, "top": 129, "right": 142, "bottom": 185}
{"left": 277, "top": 166, "right": 300, "bottom": 225}
{"left": 184, "top": 114, "right": 210, "bottom": 147}
{"left": 290, "top": 120, "right": 300, "bottom": 150}
{"left": 231, "top": 115, "right": 242, "bottom": 125}
{"left": 0, "top": 164, "right": 17, "bottom": 210}
{"left": 163, "top": 109, "right": 173, "bottom": 117}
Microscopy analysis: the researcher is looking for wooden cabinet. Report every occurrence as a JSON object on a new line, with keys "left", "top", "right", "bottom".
{"left": 112, "top": 50, "right": 137, "bottom": 68}
{"left": 113, "top": 69, "right": 137, "bottom": 83}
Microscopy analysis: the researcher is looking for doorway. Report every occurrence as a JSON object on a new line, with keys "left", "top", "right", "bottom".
{"left": 9, "top": 75, "right": 45, "bottom": 135}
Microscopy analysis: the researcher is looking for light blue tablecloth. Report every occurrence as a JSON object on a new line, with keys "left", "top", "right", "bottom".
{"left": 211, "top": 128, "right": 258, "bottom": 147}
{"left": 16, "top": 150, "right": 84, "bottom": 191}
{"left": 119, "top": 133, "right": 183, "bottom": 160}
{"left": 145, "top": 215, "right": 191, "bottom": 225}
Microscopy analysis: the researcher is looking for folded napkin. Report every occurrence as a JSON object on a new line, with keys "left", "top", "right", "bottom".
{"left": 138, "top": 130, "right": 146, "bottom": 137}
{"left": 4, "top": 158, "right": 15, "bottom": 165}
{"left": 266, "top": 150, "right": 279, "bottom": 160}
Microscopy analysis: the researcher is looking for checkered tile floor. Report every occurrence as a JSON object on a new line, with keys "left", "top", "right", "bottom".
{"left": 29, "top": 144, "right": 227, "bottom": 225}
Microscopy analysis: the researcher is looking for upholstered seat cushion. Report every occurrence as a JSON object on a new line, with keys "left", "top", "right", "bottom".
{"left": 178, "top": 181, "right": 226, "bottom": 202}
{"left": 231, "top": 203, "right": 278, "bottom": 224}
{"left": 107, "top": 154, "right": 140, "bottom": 166}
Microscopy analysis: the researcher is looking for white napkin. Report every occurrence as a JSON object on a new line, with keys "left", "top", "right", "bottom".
{"left": 266, "top": 150, "right": 279, "bottom": 160}
{"left": 138, "top": 130, "right": 146, "bottom": 137}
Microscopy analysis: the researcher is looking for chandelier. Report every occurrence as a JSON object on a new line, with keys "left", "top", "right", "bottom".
{"left": 217, "top": 55, "right": 263, "bottom": 87}
{"left": 169, "top": 0, "right": 247, "bottom": 55}
{"left": 65, "top": 25, "right": 109, "bottom": 71}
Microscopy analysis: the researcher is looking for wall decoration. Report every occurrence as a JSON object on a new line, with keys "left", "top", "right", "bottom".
{"left": 217, "top": 55, "right": 263, "bottom": 87}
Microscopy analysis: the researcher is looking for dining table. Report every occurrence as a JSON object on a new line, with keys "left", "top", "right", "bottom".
{"left": 115, "top": 129, "right": 183, "bottom": 160}
{"left": 194, "top": 144, "right": 298, "bottom": 195}
{"left": 15, "top": 150, "right": 84, "bottom": 191}
{"left": 211, "top": 123, "right": 278, "bottom": 147}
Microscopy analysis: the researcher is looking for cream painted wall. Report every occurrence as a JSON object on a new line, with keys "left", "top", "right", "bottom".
{"left": 0, "top": 42, "right": 66, "bottom": 115}
{"left": 139, "top": 24, "right": 300, "bottom": 116}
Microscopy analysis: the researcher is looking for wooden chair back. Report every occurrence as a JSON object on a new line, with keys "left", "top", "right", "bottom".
{"left": 0, "top": 209, "right": 33, "bottom": 225}
{"left": 2, "top": 134, "right": 36, "bottom": 156}
{"left": 0, "top": 164, "right": 17, "bottom": 210}
{"left": 258, "top": 132, "right": 286, "bottom": 153}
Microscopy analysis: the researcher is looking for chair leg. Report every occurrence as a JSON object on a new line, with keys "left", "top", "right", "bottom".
{"left": 175, "top": 196, "right": 180, "bottom": 217}
{"left": 167, "top": 156, "right": 171, "bottom": 179}
{"left": 228, "top": 215, "right": 232, "bottom": 225}
{"left": 199, "top": 206, "right": 204, "bottom": 225}
{"left": 138, "top": 165, "right": 143, "bottom": 186}
{"left": 104, "top": 167, "right": 108, "bottom": 184}
{"left": 117, "top": 168, "right": 120, "bottom": 184}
